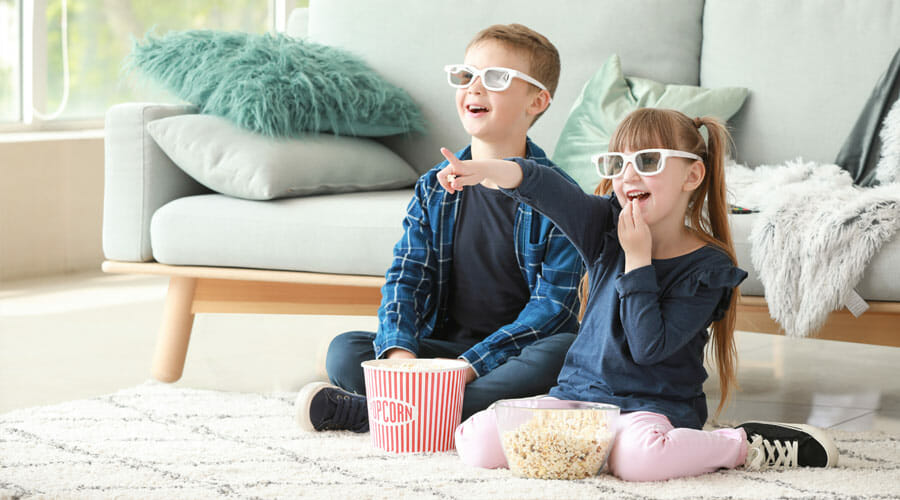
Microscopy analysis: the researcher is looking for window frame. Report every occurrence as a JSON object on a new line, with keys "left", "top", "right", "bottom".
{"left": 0, "top": 0, "right": 297, "bottom": 133}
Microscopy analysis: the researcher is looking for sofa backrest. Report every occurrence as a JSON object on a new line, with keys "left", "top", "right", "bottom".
{"left": 701, "top": 0, "right": 900, "bottom": 166}
{"left": 303, "top": 0, "right": 705, "bottom": 174}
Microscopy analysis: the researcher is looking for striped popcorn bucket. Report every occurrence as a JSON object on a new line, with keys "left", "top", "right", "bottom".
{"left": 361, "top": 359, "right": 468, "bottom": 453}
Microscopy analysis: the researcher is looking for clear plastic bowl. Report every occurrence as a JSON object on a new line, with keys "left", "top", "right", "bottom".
{"left": 494, "top": 399, "right": 619, "bottom": 480}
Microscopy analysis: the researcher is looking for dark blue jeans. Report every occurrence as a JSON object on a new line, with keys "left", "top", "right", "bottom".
{"left": 325, "top": 330, "right": 576, "bottom": 421}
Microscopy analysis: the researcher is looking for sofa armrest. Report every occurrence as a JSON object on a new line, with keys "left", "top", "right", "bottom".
{"left": 102, "top": 103, "right": 208, "bottom": 262}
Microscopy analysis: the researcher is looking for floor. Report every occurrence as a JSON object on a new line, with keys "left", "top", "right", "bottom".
{"left": 1, "top": 271, "right": 898, "bottom": 434}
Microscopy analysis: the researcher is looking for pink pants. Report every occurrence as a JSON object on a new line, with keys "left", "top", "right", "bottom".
{"left": 455, "top": 408, "right": 748, "bottom": 481}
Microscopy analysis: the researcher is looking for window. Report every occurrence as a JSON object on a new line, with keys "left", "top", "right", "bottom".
{"left": 2, "top": 0, "right": 307, "bottom": 129}
{"left": 0, "top": 0, "right": 19, "bottom": 122}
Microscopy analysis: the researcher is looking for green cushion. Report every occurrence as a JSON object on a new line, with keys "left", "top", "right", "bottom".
{"left": 553, "top": 54, "right": 749, "bottom": 192}
{"left": 146, "top": 114, "right": 419, "bottom": 201}
{"left": 129, "top": 30, "right": 425, "bottom": 138}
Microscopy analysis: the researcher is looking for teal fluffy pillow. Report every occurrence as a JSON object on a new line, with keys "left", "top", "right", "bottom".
{"left": 129, "top": 30, "right": 426, "bottom": 138}
{"left": 553, "top": 54, "right": 750, "bottom": 192}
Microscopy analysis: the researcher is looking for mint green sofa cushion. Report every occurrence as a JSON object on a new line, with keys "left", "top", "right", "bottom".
{"left": 553, "top": 54, "right": 749, "bottom": 192}
{"left": 146, "top": 114, "right": 419, "bottom": 201}
{"left": 150, "top": 191, "right": 411, "bottom": 275}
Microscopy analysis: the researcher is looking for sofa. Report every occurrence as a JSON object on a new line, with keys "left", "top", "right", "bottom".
{"left": 102, "top": 0, "right": 900, "bottom": 383}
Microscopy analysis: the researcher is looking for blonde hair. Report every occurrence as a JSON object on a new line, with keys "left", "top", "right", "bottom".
{"left": 577, "top": 108, "right": 740, "bottom": 417}
{"left": 466, "top": 23, "right": 559, "bottom": 122}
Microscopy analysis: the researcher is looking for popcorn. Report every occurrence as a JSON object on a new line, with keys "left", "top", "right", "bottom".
{"left": 378, "top": 359, "right": 467, "bottom": 372}
{"left": 362, "top": 358, "right": 469, "bottom": 453}
{"left": 500, "top": 409, "right": 615, "bottom": 480}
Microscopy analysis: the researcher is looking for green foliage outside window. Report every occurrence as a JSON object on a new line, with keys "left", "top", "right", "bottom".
{"left": 0, "top": 66, "right": 11, "bottom": 117}
{"left": 0, "top": 0, "right": 17, "bottom": 121}
{"left": 43, "top": 0, "right": 273, "bottom": 119}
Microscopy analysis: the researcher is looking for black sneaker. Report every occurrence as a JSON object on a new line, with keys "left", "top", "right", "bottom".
{"left": 737, "top": 421, "right": 839, "bottom": 470}
{"left": 295, "top": 382, "right": 369, "bottom": 433}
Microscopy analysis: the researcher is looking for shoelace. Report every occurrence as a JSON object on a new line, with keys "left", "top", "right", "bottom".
{"left": 327, "top": 392, "right": 369, "bottom": 432}
{"left": 744, "top": 434, "right": 799, "bottom": 470}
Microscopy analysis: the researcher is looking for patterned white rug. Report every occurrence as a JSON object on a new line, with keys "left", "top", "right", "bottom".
{"left": 1, "top": 382, "right": 898, "bottom": 499}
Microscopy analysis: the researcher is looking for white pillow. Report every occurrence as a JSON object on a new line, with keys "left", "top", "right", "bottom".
{"left": 876, "top": 98, "right": 900, "bottom": 184}
{"left": 146, "top": 114, "right": 419, "bottom": 200}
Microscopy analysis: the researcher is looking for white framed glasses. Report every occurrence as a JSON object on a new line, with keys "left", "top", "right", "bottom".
{"left": 444, "top": 64, "right": 550, "bottom": 95}
{"left": 591, "top": 148, "right": 703, "bottom": 179}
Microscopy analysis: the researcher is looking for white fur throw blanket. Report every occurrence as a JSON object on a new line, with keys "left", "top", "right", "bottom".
{"left": 726, "top": 160, "right": 900, "bottom": 337}
{"left": 877, "top": 97, "right": 900, "bottom": 184}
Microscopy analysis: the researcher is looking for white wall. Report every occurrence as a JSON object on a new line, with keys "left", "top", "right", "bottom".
{"left": 0, "top": 135, "right": 104, "bottom": 282}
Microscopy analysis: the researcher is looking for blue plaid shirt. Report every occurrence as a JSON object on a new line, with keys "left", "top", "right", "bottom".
{"left": 374, "top": 139, "right": 583, "bottom": 377}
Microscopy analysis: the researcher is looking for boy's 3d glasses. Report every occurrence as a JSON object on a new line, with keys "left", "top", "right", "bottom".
{"left": 444, "top": 64, "right": 549, "bottom": 95}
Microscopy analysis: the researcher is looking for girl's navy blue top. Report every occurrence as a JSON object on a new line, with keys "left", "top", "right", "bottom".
{"left": 504, "top": 158, "right": 748, "bottom": 429}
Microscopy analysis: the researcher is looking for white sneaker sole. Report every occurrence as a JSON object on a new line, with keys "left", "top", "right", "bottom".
{"left": 740, "top": 420, "right": 839, "bottom": 467}
{"left": 295, "top": 381, "right": 335, "bottom": 432}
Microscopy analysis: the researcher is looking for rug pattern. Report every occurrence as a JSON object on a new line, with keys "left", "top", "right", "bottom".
{"left": 1, "top": 383, "right": 898, "bottom": 499}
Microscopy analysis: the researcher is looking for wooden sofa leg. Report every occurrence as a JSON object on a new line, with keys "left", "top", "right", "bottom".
{"left": 152, "top": 276, "right": 198, "bottom": 383}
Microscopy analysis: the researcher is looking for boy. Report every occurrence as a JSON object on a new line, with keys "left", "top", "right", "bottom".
{"left": 296, "top": 24, "right": 582, "bottom": 432}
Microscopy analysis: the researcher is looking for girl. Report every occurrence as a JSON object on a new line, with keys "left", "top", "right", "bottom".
{"left": 437, "top": 108, "right": 838, "bottom": 481}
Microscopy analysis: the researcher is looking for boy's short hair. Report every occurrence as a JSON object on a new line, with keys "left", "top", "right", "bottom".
{"left": 467, "top": 24, "right": 560, "bottom": 122}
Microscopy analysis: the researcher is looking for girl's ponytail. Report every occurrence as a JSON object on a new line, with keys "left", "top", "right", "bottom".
{"left": 689, "top": 116, "right": 740, "bottom": 419}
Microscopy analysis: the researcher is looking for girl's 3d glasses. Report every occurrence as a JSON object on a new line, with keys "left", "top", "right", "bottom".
{"left": 592, "top": 149, "right": 702, "bottom": 179}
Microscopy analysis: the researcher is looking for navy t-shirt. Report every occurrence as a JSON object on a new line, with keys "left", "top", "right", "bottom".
{"left": 436, "top": 183, "right": 530, "bottom": 346}
{"left": 505, "top": 158, "right": 748, "bottom": 429}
